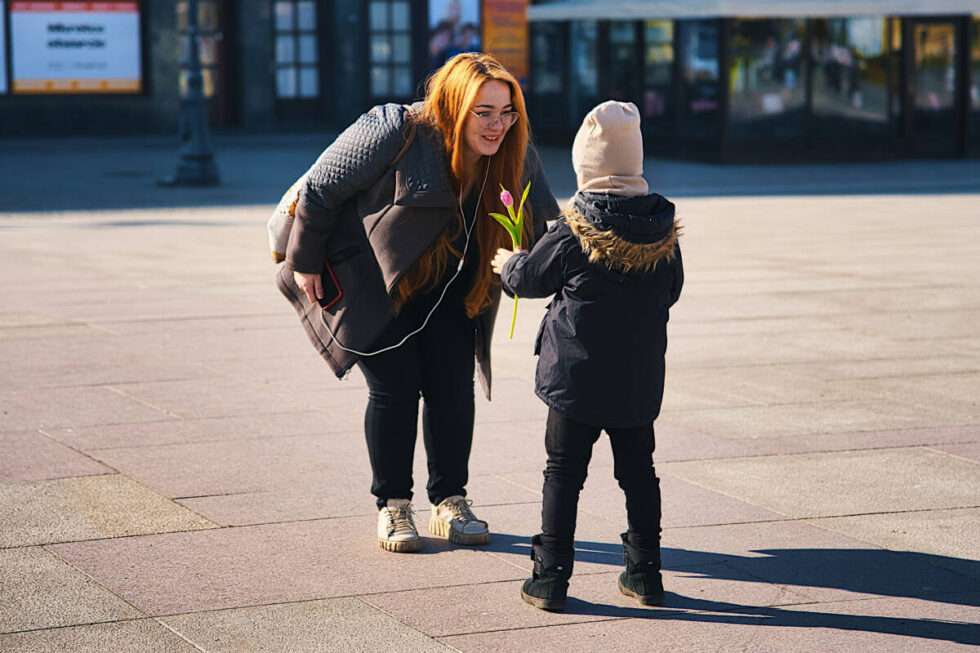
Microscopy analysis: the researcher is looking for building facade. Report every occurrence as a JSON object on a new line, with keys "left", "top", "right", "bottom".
{"left": 527, "top": 1, "right": 980, "bottom": 161}
{"left": 0, "top": 0, "right": 526, "bottom": 138}
{"left": 1, "top": 1, "right": 977, "bottom": 163}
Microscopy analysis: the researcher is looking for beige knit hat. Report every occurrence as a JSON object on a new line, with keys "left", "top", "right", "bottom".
{"left": 572, "top": 100, "right": 648, "bottom": 196}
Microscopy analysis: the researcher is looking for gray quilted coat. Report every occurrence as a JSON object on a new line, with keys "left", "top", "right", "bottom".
{"left": 279, "top": 102, "right": 559, "bottom": 399}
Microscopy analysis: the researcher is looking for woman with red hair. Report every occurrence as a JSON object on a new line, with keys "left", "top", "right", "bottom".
{"left": 278, "top": 53, "right": 558, "bottom": 552}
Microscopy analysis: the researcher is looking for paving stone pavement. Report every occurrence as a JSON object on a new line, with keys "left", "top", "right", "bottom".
{"left": 1, "top": 135, "right": 979, "bottom": 651}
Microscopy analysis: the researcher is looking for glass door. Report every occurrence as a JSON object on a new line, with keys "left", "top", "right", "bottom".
{"left": 910, "top": 20, "right": 959, "bottom": 156}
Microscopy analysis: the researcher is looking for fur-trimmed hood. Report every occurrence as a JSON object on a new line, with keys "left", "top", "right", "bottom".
{"left": 565, "top": 192, "right": 679, "bottom": 275}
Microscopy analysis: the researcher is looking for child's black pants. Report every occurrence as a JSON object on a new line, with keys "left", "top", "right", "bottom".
{"left": 540, "top": 408, "right": 662, "bottom": 555}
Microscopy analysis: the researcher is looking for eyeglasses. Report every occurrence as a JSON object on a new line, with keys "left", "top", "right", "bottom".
{"left": 469, "top": 110, "right": 520, "bottom": 129}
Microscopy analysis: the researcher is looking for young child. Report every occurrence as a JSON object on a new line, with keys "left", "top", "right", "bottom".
{"left": 491, "top": 101, "right": 683, "bottom": 611}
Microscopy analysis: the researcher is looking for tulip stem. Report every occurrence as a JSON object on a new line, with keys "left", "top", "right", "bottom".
{"left": 509, "top": 296, "right": 519, "bottom": 339}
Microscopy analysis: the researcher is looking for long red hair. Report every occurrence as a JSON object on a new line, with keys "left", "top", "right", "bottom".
{"left": 394, "top": 52, "right": 533, "bottom": 318}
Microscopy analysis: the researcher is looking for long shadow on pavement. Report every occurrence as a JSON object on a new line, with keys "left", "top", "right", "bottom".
{"left": 488, "top": 532, "right": 980, "bottom": 645}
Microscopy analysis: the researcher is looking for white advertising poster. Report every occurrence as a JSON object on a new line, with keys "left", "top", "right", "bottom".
{"left": 0, "top": 2, "right": 7, "bottom": 93}
{"left": 11, "top": 2, "right": 142, "bottom": 94}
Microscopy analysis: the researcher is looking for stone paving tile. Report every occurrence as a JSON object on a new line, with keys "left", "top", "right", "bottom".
{"left": 468, "top": 418, "right": 548, "bottom": 474}
{"left": 807, "top": 508, "right": 980, "bottom": 574}
{"left": 286, "top": 387, "right": 369, "bottom": 427}
{"left": 932, "top": 441, "right": 980, "bottom": 463}
{"left": 734, "top": 424, "right": 980, "bottom": 457}
{"left": 0, "top": 322, "right": 111, "bottom": 341}
{"left": 828, "top": 374, "right": 980, "bottom": 421}
{"left": 106, "top": 320, "right": 317, "bottom": 368}
{"left": 362, "top": 568, "right": 809, "bottom": 638}
{"left": 826, "top": 310, "right": 980, "bottom": 343}
{"left": 665, "top": 399, "right": 961, "bottom": 440}
{"left": 0, "top": 339, "right": 215, "bottom": 391}
{"left": 0, "top": 475, "right": 216, "bottom": 548}
{"left": 48, "top": 516, "right": 526, "bottom": 615}
{"left": 777, "top": 327, "right": 956, "bottom": 363}
{"left": 667, "top": 333, "right": 829, "bottom": 369}
{"left": 198, "top": 351, "right": 367, "bottom": 393}
{"left": 671, "top": 291, "right": 858, "bottom": 325}
{"left": 47, "top": 293, "right": 275, "bottom": 326}
{"left": 439, "top": 594, "right": 980, "bottom": 652}
{"left": 661, "top": 521, "right": 980, "bottom": 605}
{"left": 667, "top": 364, "right": 877, "bottom": 408}
{"left": 672, "top": 316, "right": 837, "bottom": 338}
{"left": 812, "top": 354, "right": 980, "bottom": 381}
{"left": 473, "top": 376, "right": 549, "bottom": 424}
{"left": 0, "top": 619, "right": 199, "bottom": 652}
{"left": 0, "top": 385, "right": 170, "bottom": 432}
{"left": 0, "top": 547, "right": 142, "bottom": 633}
{"left": 161, "top": 597, "right": 452, "bottom": 652}
{"left": 665, "top": 448, "right": 980, "bottom": 519}
{"left": 652, "top": 421, "right": 759, "bottom": 462}
{"left": 105, "top": 376, "right": 312, "bottom": 421}
{"left": 935, "top": 337, "right": 980, "bottom": 356}
{"left": 47, "top": 411, "right": 355, "bottom": 451}
{"left": 833, "top": 286, "right": 980, "bottom": 314}
{"left": 0, "top": 431, "right": 110, "bottom": 481}
{"left": 90, "top": 433, "right": 372, "bottom": 498}
{"left": 179, "top": 470, "right": 537, "bottom": 527}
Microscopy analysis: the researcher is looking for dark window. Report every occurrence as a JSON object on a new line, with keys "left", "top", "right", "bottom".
{"left": 729, "top": 18, "right": 807, "bottom": 141}
{"left": 971, "top": 15, "right": 980, "bottom": 148}
{"left": 529, "top": 21, "right": 565, "bottom": 136}
{"left": 643, "top": 20, "right": 675, "bottom": 142}
{"left": 179, "top": 0, "right": 221, "bottom": 100}
{"left": 568, "top": 20, "right": 599, "bottom": 124}
{"left": 273, "top": 0, "right": 320, "bottom": 99}
{"left": 810, "top": 17, "right": 890, "bottom": 148}
{"left": 531, "top": 22, "right": 562, "bottom": 94}
{"left": 368, "top": 0, "right": 413, "bottom": 101}
{"left": 608, "top": 21, "right": 640, "bottom": 104}
{"left": 911, "top": 20, "right": 958, "bottom": 154}
{"left": 890, "top": 17, "right": 904, "bottom": 138}
{"left": 678, "top": 19, "right": 721, "bottom": 141}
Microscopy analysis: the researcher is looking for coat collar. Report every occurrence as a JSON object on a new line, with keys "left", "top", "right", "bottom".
{"left": 393, "top": 123, "right": 456, "bottom": 209}
{"left": 565, "top": 200, "right": 680, "bottom": 275}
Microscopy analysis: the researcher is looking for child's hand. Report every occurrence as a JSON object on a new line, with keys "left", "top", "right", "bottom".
{"left": 491, "top": 247, "right": 525, "bottom": 274}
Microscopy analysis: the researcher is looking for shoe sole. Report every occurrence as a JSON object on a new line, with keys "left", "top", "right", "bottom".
{"left": 428, "top": 517, "right": 490, "bottom": 545}
{"left": 379, "top": 537, "right": 421, "bottom": 553}
{"left": 520, "top": 588, "right": 565, "bottom": 612}
{"left": 617, "top": 576, "right": 665, "bottom": 606}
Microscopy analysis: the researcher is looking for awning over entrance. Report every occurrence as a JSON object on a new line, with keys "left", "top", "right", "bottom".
{"left": 527, "top": 0, "right": 980, "bottom": 21}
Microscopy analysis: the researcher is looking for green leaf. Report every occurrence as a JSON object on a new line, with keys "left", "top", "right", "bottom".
{"left": 517, "top": 181, "right": 531, "bottom": 222}
{"left": 488, "top": 212, "right": 513, "bottom": 227}
{"left": 489, "top": 212, "right": 520, "bottom": 246}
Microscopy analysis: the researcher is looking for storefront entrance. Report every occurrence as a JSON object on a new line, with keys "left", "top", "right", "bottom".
{"left": 907, "top": 18, "right": 962, "bottom": 157}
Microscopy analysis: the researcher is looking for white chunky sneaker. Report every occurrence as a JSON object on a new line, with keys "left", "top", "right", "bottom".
{"left": 378, "top": 499, "right": 421, "bottom": 553}
{"left": 429, "top": 495, "right": 490, "bottom": 545}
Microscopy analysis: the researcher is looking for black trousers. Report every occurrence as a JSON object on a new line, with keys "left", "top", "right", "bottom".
{"left": 539, "top": 408, "right": 662, "bottom": 554}
{"left": 357, "top": 301, "right": 476, "bottom": 510}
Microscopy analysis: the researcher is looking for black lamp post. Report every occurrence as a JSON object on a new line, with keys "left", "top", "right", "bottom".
{"left": 162, "top": 0, "right": 219, "bottom": 186}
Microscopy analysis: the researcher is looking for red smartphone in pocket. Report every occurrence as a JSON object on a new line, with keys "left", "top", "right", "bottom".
{"left": 317, "top": 259, "right": 342, "bottom": 310}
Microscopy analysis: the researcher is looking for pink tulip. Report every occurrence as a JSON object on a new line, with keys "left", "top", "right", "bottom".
{"left": 500, "top": 189, "right": 514, "bottom": 208}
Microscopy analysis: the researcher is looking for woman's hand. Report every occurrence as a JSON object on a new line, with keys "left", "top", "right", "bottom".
{"left": 491, "top": 247, "right": 525, "bottom": 274}
{"left": 294, "top": 271, "right": 323, "bottom": 305}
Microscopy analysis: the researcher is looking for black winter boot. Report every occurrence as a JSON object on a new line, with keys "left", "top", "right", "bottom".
{"left": 520, "top": 535, "right": 573, "bottom": 611}
{"left": 617, "top": 531, "right": 664, "bottom": 606}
